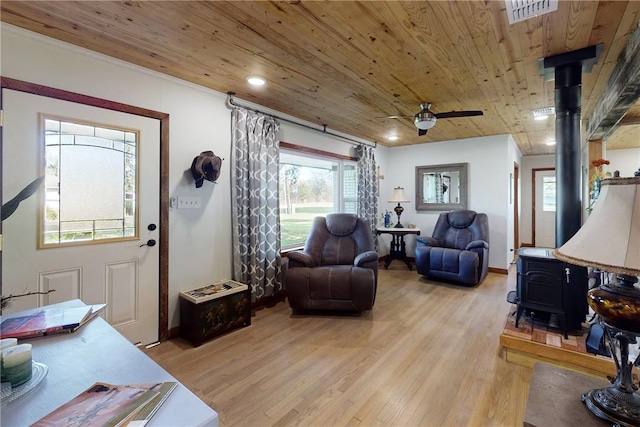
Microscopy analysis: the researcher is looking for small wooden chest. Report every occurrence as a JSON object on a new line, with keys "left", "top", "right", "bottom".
{"left": 179, "top": 280, "right": 251, "bottom": 347}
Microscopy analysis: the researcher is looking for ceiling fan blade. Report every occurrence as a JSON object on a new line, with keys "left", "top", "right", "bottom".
{"left": 418, "top": 128, "right": 428, "bottom": 136}
{"left": 376, "top": 115, "right": 414, "bottom": 119}
{"left": 434, "top": 110, "right": 484, "bottom": 119}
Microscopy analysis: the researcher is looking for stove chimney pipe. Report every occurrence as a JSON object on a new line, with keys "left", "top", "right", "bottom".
{"left": 540, "top": 45, "right": 601, "bottom": 246}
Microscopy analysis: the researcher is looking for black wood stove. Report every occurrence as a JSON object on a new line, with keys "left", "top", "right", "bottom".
{"left": 513, "top": 247, "right": 589, "bottom": 338}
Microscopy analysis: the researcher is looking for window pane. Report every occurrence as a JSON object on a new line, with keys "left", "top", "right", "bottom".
{"left": 41, "top": 117, "right": 138, "bottom": 246}
{"left": 279, "top": 150, "right": 357, "bottom": 249}
{"left": 542, "top": 176, "right": 556, "bottom": 212}
{"left": 343, "top": 163, "right": 357, "bottom": 214}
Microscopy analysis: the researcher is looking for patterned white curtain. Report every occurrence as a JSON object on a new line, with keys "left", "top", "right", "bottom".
{"left": 356, "top": 144, "right": 378, "bottom": 247}
{"left": 435, "top": 173, "right": 444, "bottom": 203}
{"left": 231, "top": 108, "right": 282, "bottom": 302}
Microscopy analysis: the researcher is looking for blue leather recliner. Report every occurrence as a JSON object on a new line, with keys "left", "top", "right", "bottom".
{"left": 415, "top": 210, "right": 489, "bottom": 286}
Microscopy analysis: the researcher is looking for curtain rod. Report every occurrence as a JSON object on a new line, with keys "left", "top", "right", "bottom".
{"left": 226, "top": 92, "right": 376, "bottom": 148}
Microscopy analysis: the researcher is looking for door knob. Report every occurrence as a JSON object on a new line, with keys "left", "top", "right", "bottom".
{"left": 140, "top": 239, "right": 157, "bottom": 247}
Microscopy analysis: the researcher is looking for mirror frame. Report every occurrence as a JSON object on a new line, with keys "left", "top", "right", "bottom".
{"left": 415, "top": 163, "right": 468, "bottom": 211}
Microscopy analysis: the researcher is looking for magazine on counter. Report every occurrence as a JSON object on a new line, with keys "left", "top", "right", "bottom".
{"left": 32, "top": 381, "right": 177, "bottom": 427}
{"left": 0, "top": 303, "right": 107, "bottom": 339}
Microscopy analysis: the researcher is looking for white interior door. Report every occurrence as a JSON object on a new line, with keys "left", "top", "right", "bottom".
{"left": 534, "top": 169, "right": 556, "bottom": 248}
{"left": 2, "top": 89, "right": 160, "bottom": 345}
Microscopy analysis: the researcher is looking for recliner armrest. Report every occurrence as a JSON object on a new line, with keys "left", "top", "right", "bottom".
{"left": 354, "top": 250, "right": 378, "bottom": 267}
{"left": 287, "top": 250, "right": 317, "bottom": 268}
{"left": 417, "top": 236, "right": 440, "bottom": 247}
{"left": 466, "top": 240, "right": 489, "bottom": 250}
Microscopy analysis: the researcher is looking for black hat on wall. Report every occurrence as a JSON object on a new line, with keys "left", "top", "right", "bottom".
{"left": 190, "top": 151, "right": 222, "bottom": 188}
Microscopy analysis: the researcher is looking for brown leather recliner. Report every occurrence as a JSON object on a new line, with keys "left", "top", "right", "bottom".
{"left": 286, "top": 214, "right": 379, "bottom": 311}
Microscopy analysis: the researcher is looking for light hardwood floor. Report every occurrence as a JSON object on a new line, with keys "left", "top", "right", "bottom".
{"left": 144, "top": 265, "right": 532, "bottom": 426}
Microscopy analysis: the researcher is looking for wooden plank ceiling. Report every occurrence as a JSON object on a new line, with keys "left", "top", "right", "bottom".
{"left": 2, "top": 1, "right": 639, "bottom": 155}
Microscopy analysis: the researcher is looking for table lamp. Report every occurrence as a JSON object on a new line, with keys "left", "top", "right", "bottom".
{"left": 553, "top": 175, "right": 640, "bottom": 426}
{"left": 388, "top": 187, "right": 410, "bottom": 228}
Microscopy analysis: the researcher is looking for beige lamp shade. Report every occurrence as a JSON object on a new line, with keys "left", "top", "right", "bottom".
{"left": 389, "top": 187, "right": 410, "bottom": 203}
{"left": 553, "top": 177, "right": 640, "bottom": 276}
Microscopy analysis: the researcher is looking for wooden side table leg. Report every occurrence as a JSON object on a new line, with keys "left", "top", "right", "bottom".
{"left": 399, "top": 236, "right": 412, "bottom": 270}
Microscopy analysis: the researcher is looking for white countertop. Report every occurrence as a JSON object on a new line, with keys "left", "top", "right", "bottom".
{"left": 1, "top": 300, "right": 218, "bottom": 427}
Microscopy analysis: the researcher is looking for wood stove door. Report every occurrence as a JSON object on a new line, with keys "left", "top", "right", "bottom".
{"left": 517, "top": 257, "right": 564, "bottom": 313}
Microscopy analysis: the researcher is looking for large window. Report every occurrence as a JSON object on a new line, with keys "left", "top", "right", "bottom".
{"left": 279, "top": 147, "right": 357, "bottom": 249}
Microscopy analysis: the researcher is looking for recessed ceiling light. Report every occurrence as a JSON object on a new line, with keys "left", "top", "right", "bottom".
{"left": 388, "top": 135, "right": 398, "bottom": 141}
{"left": 534, "top": 115, "right": 549, "bottom": 121}
{"left": 546, "top": 141, "right": 556, "bottom": 146}
{"left": 246, "top": 76, "right": 266, "bottom": 86}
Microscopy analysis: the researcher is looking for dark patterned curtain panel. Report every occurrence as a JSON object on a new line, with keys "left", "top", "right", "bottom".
{"left": 356, "top": 144, "right": 379, "bottom": 247}
{"left": 231, "top": 108, "right": 282, "bottom": 302}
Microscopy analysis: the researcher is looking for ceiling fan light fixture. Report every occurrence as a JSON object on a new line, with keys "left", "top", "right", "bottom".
{"left": 246, "top": 75, "right": 267, "bottom": 86}
{"left": 379, "top": 102, "right": 479, "bottom": 135}
{"left": 414, "top": 114, "right": 437, "bottom": 130}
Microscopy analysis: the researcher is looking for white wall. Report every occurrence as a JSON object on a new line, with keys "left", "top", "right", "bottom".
{"left": 381, "top": 134, "right": 519, "bottom": 271}
{"left": 506, "top": 135, "right": 523, "bottom": 264}
{"left": 519, "top": 154, "right": 554, "bottom": 245}
{"left": 605, "top": 148, "right": 640, "bottom": 177}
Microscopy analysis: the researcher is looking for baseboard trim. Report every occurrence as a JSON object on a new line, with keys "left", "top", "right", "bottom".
{"left": 167, "top": 326, "right": 180, "bottom": 339}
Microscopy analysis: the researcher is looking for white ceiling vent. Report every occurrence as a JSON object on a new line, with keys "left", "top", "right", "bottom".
{"left": 505, "top": 0, "right": 558, "bottom": 25}
{"left": 532, "top": 106, "right": 555, "bottom": 118}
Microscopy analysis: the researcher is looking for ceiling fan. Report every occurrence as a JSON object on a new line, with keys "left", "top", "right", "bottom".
{"left": 379, "top": 103, "right": 484, "bottom": 136}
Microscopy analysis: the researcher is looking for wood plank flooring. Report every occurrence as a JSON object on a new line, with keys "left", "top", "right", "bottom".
{"left": 144, "top": 265, "right": 531, "bottom": 426}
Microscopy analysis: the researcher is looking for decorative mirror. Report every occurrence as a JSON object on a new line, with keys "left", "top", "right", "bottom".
{"left": 415, "top": 163, "right": 468, "bottom": 211}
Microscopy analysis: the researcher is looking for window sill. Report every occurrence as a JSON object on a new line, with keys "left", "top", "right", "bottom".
{"left": 281, "top": 246, "right": 304, "bottom": 256}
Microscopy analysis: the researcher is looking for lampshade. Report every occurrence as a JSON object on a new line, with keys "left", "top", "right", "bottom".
{"left": 553, "top": 177, "right": 640, "bottom": 276}
{"left": 389, "top": 187, "right": 410, "bottom": 203}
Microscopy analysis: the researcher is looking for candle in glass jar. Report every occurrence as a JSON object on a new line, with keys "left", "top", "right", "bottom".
{"left": 1, "top": 343, "right": 32, "bottom": 387}
{"left": 0, "top": 338, "right": 19, "bottom": 382}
